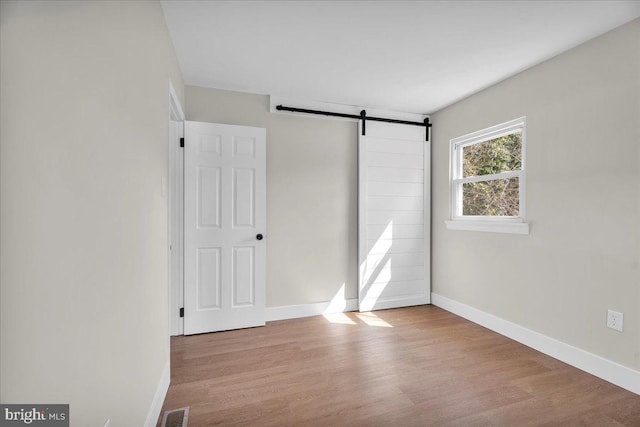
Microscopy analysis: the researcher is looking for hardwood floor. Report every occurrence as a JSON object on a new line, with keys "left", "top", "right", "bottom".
{"left": 159, "top": 306, "right": 640, "bottom": 426}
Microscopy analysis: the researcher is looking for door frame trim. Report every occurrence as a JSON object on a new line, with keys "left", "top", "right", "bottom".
{"left": 168, "top": 82, "right": 185, "bottom": 336}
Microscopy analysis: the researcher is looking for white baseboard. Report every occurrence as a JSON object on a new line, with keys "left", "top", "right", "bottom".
{"left": 431, "top": 293, "right": 640, "bottom": 395}
{"left": 360, "top": 294, "right": 430, "bottom": 312}
{"left": 266, "top": 298, "right": 359, "bottom": 322}
{"left": 144, "top": 361, "right": 170, "bottom": 427}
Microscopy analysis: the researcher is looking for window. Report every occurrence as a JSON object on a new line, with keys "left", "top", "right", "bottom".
{"left": 446, "top": 117, "right": 529, "bottom": 234}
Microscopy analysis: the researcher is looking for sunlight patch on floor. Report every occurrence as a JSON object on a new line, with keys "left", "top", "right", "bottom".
{"left": 356, "top": 312, "right": 393, "bottom": 328}
{"left": 322, "top": 312, "right": 357, "bottom": 325}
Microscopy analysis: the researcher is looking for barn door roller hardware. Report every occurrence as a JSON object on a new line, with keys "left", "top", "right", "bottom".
{"left": 275, "top": 105, "right": 432, "bottom": 142}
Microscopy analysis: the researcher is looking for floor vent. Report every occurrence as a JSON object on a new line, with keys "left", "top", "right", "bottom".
{"left": 160, "top": 407, "right": 189, "bottom": 427}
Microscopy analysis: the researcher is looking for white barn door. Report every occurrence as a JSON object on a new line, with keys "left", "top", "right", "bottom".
{"left": 358, "top": 121, "right": 430, "bottom": 311}
{"left": 184, "top": 121, "right": 266, "bottom": 335}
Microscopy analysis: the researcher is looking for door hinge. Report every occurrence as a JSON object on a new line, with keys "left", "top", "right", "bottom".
{"left": 179, "top": 307, "right": 184, "bottom": 318}
{"left": 180, "top": 137, "right": 184, "bottom": 148}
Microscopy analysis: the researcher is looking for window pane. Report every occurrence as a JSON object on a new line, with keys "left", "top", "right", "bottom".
{"left": 463, "top": 177, "right": 519, "bottom": 216}
{"left": 463, "top": 131, "right": 522, "bottom": 177}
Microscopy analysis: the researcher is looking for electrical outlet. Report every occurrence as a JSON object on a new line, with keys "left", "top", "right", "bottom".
{"left": 607, "top": 309, "right": 623, "bottom": 332}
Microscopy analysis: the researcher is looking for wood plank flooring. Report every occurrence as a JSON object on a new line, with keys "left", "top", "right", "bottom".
{"left": 159, "top": 305, "right": 640, "bottom": 426}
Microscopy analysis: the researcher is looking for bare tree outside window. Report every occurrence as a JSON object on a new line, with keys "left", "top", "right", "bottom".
{"left": 448, "top": 117, "right": 527, "bottom": 234}
{"left": 461, "top": 132, "right": 522, "bottom": 216}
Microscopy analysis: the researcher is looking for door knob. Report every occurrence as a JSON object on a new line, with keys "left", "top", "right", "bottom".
{"left": 256, "top": 234, "right": 263, "bottom": 240}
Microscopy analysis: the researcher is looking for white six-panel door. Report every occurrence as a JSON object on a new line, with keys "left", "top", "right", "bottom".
{"left": 184, "top": 121, "right": 266, "bottom": 335}
{"left": 358, "top": 121, "right": 430, "bottom": 311}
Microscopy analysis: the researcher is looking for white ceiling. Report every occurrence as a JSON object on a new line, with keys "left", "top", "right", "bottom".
{"left": 161, "top": 1, "right": 640, "bottom": 114}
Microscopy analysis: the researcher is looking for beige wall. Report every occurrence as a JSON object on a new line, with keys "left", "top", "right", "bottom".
{"left": 0, "top": 1, "right": 183, "bottom": 425}
{"left": 431, "top": 19, "right": 640, "bottom": 369}
{"left": 186, "top": 86, "right": 358, "bottom": 307}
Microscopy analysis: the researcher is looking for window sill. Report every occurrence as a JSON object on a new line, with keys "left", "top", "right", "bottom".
{"left": 445, "top": 220, "right": 530, "bottom": 235}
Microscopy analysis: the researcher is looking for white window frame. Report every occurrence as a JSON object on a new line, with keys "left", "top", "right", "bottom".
{"left": 445, "top": 117, "right": 529, "bottom": 235}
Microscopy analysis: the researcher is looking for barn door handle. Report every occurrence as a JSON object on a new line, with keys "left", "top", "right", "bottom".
{"left": 256, "top": 234, "right": 263, "bottom": 240}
